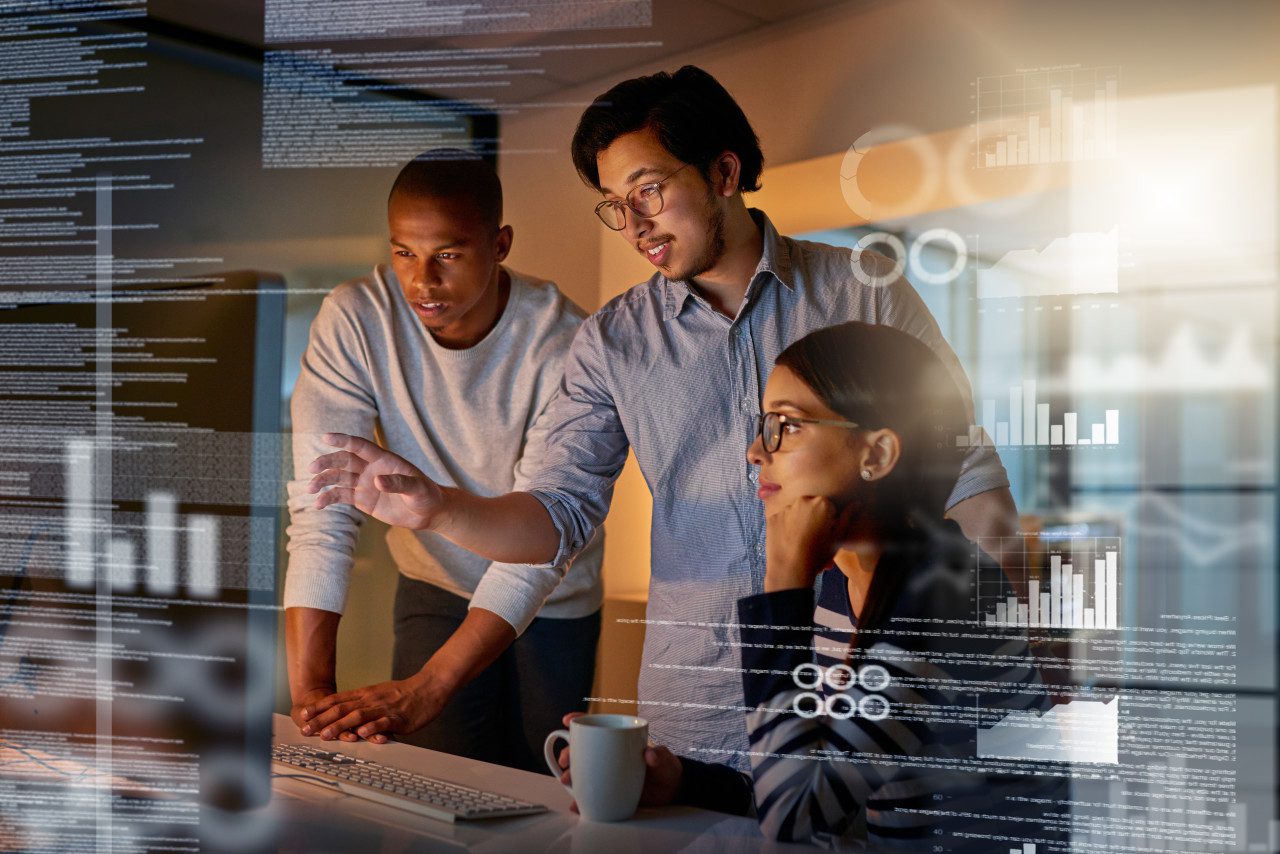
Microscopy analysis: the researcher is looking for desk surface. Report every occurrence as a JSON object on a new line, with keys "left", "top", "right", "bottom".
{"left": 267, "top": 714, "right": 816, "bottom": 853}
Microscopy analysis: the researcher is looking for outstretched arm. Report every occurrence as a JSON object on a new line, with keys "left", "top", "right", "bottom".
{"left": 308, "top": 432, "right": 560, "bottom": 565}
{"left": 296, "top": 434, "right": 559, "bottom": 741}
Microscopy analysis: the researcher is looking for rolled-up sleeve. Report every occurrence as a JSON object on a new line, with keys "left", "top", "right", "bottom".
{"left": 469, "top": 342, "right": 605, "bottom": 634}
{"left": 522, "top": 318, "right": 630, "bottom": 568}
{"left": 283, "top": 296, "right": 376, "bottom": 614}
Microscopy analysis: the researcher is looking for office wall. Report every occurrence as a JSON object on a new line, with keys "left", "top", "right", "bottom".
{"left": 497, "top": 0, "right": 1280, "bottom": 612}
{"left": 5, "top": 1, "right": 1278, "bottom": 848}
{"left": 263, "top": 0, "right": 1280, "bottom": 707}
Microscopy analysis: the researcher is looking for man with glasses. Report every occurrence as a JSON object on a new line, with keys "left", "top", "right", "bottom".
{"left": 301, "top": 67, "right": 1013, "bottom": 777}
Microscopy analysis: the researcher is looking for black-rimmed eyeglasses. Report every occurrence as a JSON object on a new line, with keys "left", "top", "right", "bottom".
{"left": 593, "top": 164, "right": 690, "bottom": 231}
{"left": 756, "top": 411, "right": 862, "bottom": 453}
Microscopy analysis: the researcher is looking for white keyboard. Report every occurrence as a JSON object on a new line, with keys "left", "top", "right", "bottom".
{"left": 272, "top": 742, "right": 548, "bottom": 823}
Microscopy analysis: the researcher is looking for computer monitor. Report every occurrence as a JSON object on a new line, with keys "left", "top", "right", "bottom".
{"left": 0, "top": 271, "right": 285, "bottom": 852}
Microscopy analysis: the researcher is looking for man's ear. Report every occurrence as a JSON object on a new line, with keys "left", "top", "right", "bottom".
{"left": 712, "top": 150, "right": 742, "bottom": 197}
{"left": 494, "top": 224, "right": 514, "bottom": 262}
{"left": 860, "top": 429, "right": 902, "bottom": 481}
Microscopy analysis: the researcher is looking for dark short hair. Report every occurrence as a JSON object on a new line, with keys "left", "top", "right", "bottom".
{"left": 388, "top": 148, "right": 502, "bottom": 230}
{"left": 570, "top": 65, "right": 764, "bottom": 193}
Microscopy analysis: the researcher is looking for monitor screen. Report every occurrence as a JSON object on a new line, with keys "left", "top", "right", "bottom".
{"left": 0, "top": 271, "right": 285, "bottom": 852}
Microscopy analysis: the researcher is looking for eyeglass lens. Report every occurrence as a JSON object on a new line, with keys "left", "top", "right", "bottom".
{"left": 595, "top": 184, "right": 664, "bottom": 230}
{"left": 761, "top": 413, "right": 781, "bottom": 452}
{"left": 597, "top": 204, "right": 626, "bottom": 230}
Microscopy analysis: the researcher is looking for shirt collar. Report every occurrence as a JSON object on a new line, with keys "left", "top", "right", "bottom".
{"left": 659, "top": 208, "right": 794, "bottom": 322}
{"left": 748, "top": 208, "right": 795, "bottom": 293}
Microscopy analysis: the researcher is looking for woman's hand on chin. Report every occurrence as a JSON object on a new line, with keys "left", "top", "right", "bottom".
{"left": 764, "top": 496, "right": 855, "bottom": 592}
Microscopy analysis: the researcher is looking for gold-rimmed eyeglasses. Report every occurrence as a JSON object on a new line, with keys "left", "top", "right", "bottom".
{"left": 593, "top": 163, "right": 690, "bottom": 231}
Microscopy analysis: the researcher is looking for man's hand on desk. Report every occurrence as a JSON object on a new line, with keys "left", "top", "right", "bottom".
{"left": 291, "top": 686, "right": 336, "bottom": 734}
{"left": 298, "top": 671, "right": 448, "bottom": 743}
{"left": 286, "top": 608, "right": 367, "bottom": 741}
{"left": 308, "top": 432, "right": 445, "bottom": 531}
{"left": 554, "top": 712, "right": 684, "bottom": 812}
{"left": 293, "top": 685, "right": 374, "bottom": 744}
{"left": 293, "top": 608, "right": 516, "bottom": 745}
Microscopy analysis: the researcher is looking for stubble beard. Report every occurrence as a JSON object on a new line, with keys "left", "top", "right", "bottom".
{"left": 676, "top": 190, "right": 727, "bottom": 282}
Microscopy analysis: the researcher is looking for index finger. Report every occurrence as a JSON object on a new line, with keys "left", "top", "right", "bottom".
{"left": 323, "top": 432, "right": 382, "bottom": 457}
{"left": 303, "top": 688, "right": 355, "bottom": 717}
{"left": 309, "top": 685, "right": 373, "bottom": 712}
{"left": 308, "top": 450, "right": 365, "bottom": 475}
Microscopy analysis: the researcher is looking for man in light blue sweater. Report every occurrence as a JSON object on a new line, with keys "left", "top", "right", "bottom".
{"left": 284, "top": 151, "right": 603, "bottom": 772}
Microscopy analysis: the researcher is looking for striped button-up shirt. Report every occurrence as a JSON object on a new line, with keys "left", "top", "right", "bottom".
{"left": 527, "top": 210, "right": 1008, "bottom": 768}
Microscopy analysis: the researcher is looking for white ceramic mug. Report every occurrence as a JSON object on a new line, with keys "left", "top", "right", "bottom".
{"left": 543, "top": 714, "right": 648, "bottom": 822}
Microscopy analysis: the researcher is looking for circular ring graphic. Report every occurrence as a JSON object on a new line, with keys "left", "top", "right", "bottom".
{"left": 850, "top": 231, "right": 906, "bottom": 288}
{"left": 824, "top": 663, "right": 855, "bottom": 690}
{"left": 825, "top": 693, "right": 858, "bottom": 720}
{"left": 840, "top": 125, "right": 942, "bottom": 223}
{"left": 792, "top": 662, "right": 825, "bottom": 690}
{"left": 792, "top": 691, "right": 825, "bottom": 719}
{"left": 858, "top": 694, "right": 891, "bottom": 721}
{"left": 908, "top": 228, "right": 968, "bottom": 286}
{"left": 858, "top": 664, "right": 891, "bottom": 692}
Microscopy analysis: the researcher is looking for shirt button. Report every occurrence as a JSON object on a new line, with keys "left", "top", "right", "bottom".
{"left": 748, "top": 469, "right": 758, "bottom": 483}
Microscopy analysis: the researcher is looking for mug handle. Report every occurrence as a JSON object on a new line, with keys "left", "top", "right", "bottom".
{"left": 543, "top": 728, "right": 572, "bottom": 794}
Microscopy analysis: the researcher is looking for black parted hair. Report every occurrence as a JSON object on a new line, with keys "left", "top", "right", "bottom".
{"left": 570, "top": 65, "right": 764, "bottom": 193}
{"left": 774, "top": 322, "right": 971, "bottom": 647}
{"left": 388, "top": 148, "right": 502, "bottom": 230}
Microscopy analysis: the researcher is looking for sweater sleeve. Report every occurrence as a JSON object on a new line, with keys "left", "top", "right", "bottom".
{"left": 282, "top": 291, "right": 377, "bottom": 614}
{"left": 468, "top": 368, "right": 592, "bottom": 634}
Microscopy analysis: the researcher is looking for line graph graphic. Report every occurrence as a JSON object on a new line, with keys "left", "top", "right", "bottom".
{"left": 977, "top": 697, "right": 1119, "bottom": 764}
{"left": 976, "top": 228, "right": 1118, "bottom": 299}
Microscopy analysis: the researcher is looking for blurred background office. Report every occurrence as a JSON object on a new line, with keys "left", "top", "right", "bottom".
{"left": 1, "top": 1, "right": 1277, "bottom": 850}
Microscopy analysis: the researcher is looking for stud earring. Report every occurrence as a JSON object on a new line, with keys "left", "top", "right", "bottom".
{"left": 861, "top": 469, "right": 873, "bottom": 481}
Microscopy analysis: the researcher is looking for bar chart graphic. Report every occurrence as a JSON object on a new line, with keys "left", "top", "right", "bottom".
{"left": 957, "top": 382, "right": 1118, "bottom": 449}
{"left": 975, "top": 66, "right": 1119, "bottom": 168}
{"left": 977, "top": 536, "right": 1121, "bottom": 630}
{"left": 63, "top": 439, "right": 221, "bottom": 597}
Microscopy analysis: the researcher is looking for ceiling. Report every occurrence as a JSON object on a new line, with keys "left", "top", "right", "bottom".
{"left": 147, "top": 0, "right": 857, "bottom": 100}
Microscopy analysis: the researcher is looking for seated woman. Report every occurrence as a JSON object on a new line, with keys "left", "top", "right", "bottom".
{"left": 627, "top": 321, "right": 1070, "bottom": 850}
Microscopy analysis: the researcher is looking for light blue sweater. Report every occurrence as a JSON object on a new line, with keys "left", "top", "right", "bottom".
{"left": 283, "top": 264, "right": 603, "bottom": 633}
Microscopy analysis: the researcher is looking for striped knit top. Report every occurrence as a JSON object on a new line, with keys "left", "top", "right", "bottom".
{"left": 732, "top": 521, "right": 1072, "bottom": 851}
